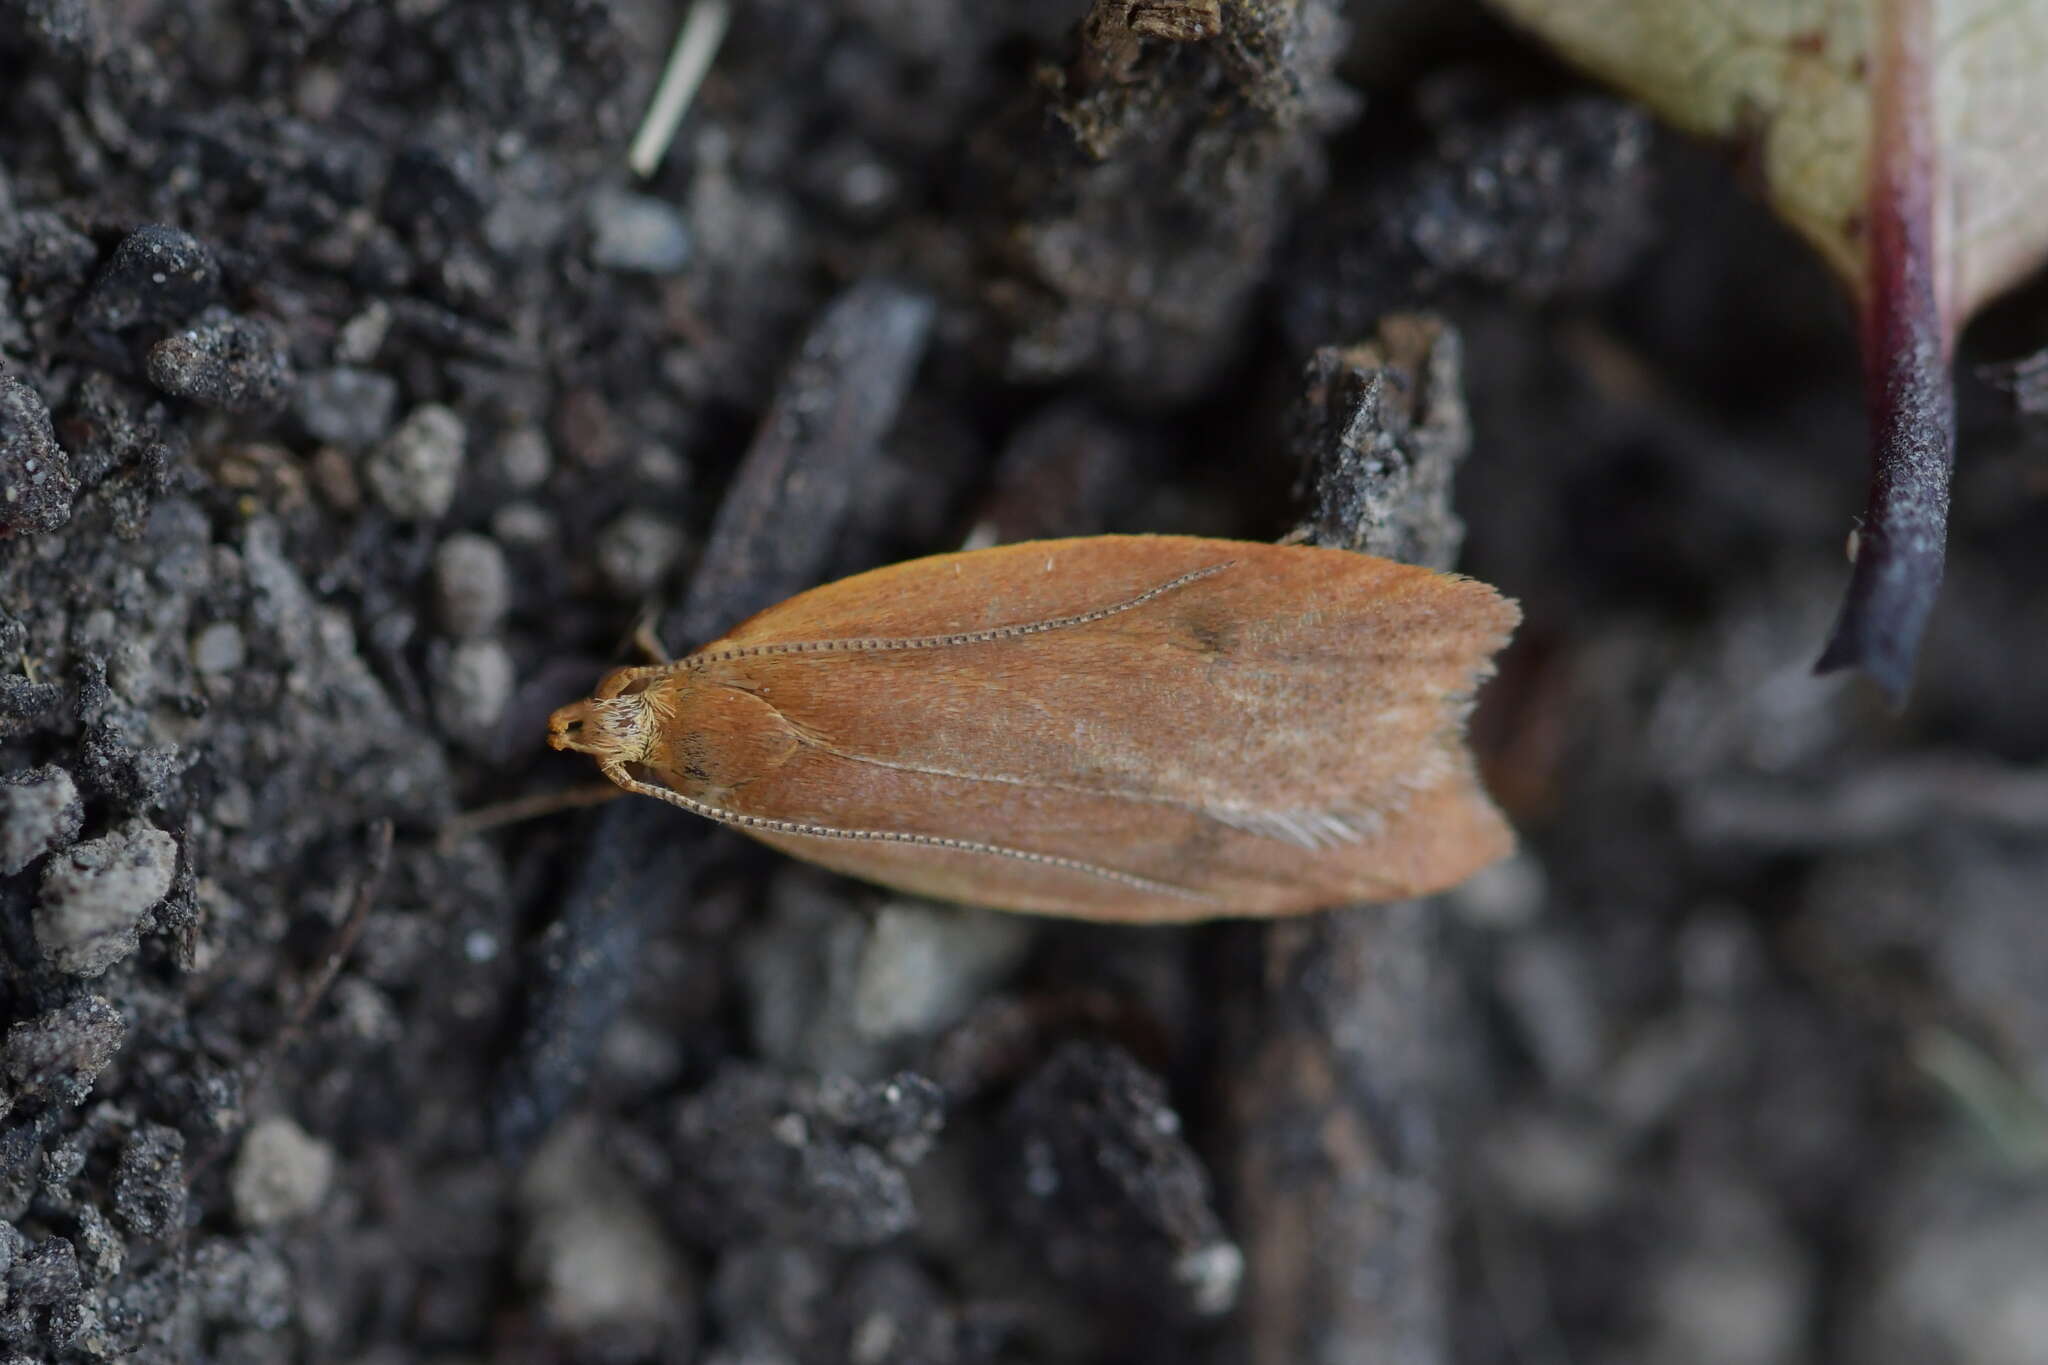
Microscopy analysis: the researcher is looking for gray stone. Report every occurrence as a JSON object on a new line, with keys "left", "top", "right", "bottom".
{"left": 432, "top": 533, "right": 512, "bottom": 639}
{"left": 35, "top": 821, "right": 178, "bottom": 977}
{"left": 230, "top": 1116, "right": 336, "bottom": 1227}
{"left": 294, "top": 367, "right": 400, "bottom": 448}
{"left": 595, "top": 509, "right": 685, "bottom": 597}
{"left": 191, "top": 621, "right": 247, "bottom": 675}
{"left": 1645, "top": 1179, "right": 1809, "bottom": 1365}
{"left": 491, "top": 501, "right": 556, "bottom": 548}
{"left": 77, "top": 224, "right": 221, "bottom": 332}
{"left": 518, "top": 1118, "right": 695, "bottom": 1339}
{"left": 1479, "top": 1108, "right": 1621, "bottom": 1223}
{"left": 366, "top": 404, "right": 466, "bottom": 520}
{"left": 1855, "top": 1173, "right": 2048, "bottom": 1365}
{"left": 190, "top": 1236, "right": 292, "bottom": 1331}
{"left": 588, "top": 189, "right": 693, "bottom": 274}
{"left": 495, "top": 425, "right": 552, "bottom": 490}
{"left": 144, "top": 312, "right": 292, "bottom": 414}
{"left": 0, "top": 995, "right": 125, "bottom": 1117}
{"left": 432, "top": 638, "right": 515, "bottom": 745}
{"left": 0, "top": 765, "right": 82, "bottom": 875}
{"left": 852, "top": 901, "right": 1034, "bottom": 1041}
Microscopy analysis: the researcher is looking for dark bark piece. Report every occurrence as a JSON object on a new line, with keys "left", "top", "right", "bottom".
{"left": 617, "top": 1065, "right": 942, "bottom": 1249}
{"left": 1226, "top": 904, "right": 1446, "bottom": 1365}
{"left": 490, "top": 279, "right": 934, "bottom": 1155}
{"left": 1281, "top": 92, "right": 1654, "bottom": 356}
{"left": 74, "top": 224, "right": 221, "bottom": 335}
{"left": 965, "top": 0, "right": 1355, "bottom": 401}
{"left": 144, "top": 310, "right": 293, "bottom": 415}
{"left": 1004, "top": 1041, "right": 1240, "bottom": 1320}
{"left": 1813, "top": 0, "right": 1952, "bottom": 704}
{"left": 1293, "top": 314, "right": 1471, "bottom": 572}
{"left": 1224, "top": 314, "right": 1470, "bottom": 1365}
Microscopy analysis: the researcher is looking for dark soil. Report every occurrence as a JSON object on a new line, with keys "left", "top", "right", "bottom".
{"left": 3, "top": 2, "right": 2047, "bottom": 1363}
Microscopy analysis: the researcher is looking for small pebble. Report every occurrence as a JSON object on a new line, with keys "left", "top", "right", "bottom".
{"left": 491, "top": 501, "right": 556, "bottom": 548}
{"left": 433, "top": 532, "right": 512, "bottom": 638}
{"left": 107, "top": 639, "right": 155, "bottom": 704}
{"left": 309, "top": 446, "right": 361, "bottom": 511}
{"left": 35, "top": 820, "right": 179, "bottom": 977}
{"left": 587, "top": 189, "right": 694, "bottom": 274}
{"left": 191, "top": 621, "right": 247, "bottom": 675}
{"left": 1175, "top": 1242, "right": 1247, "bottom": 1319}
{"left": 294, "top": 367, "right": 400, "bottom": 448}
{"left": 1480, "top": 1109, "right": 1621, "bottom": 1223}
{"left": 852, "top": 902, "right": 1035, "bottom": 1041}
{"left": 366, "top": 403, "right": 466, "bottom": 520}
{"left": 496, "top": 425, "right": 552, "bottom": 490}
{"left": 1447, "top": 851, "right": 1547, "bottom": 929}
{"left": 0, "top": 373, "right": 78, "bottom": 535}
{"left": 190, "top": 1236, "right": 291, "bottom": 1331}
{"left": 335, "top": 301, "right": 393, "bottom": 365}
{"left": 230, "top": 1116, "right": 336, "bottom": 1228}
{"left": 114, "top": 1123, "right": 190, "bottom": 1239}
{"left": 519, "top": 1118, "right": 696, "bottom": 1337}
{"left": 77, "top": 224, "right": 221, "bottom": 332}
{"left": 433, "top": 638, "right": 515, "bottom": 744}
{"left": 633, "top": 443, "right": 687, "bottom": 488}
{"left": 7, "top": 209, "right": 99, "bottom": 297}
{"left": 0, "top": 995, "right": 125, "bottom": 1115}
{"left": 804, "top": 138, "right": 902, "bottom": 225}
{"left": 0, "top": 766, "right": 82, "bottom": 876}
{"left": 1647, "top": 1181, "right": 1809, "bottom": 1365}
{"left": 596, "top": 509, "right": 685, "bottom": 597}
{"left": 211, "top": 781, "right": 253, "bottom": 830}
{"left": 0, "top": 674, "right": 62, "bottom": 723}
{"left": 145, "top": 311, "right": 293, "bottom": 414}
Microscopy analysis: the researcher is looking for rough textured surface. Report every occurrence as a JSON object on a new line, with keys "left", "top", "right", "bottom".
{"left": 0, "top": 372, "right": 76, "bottom": 535}
{"left": 2, "top": 2, "right": 2046, "bottom": 1362}
{"left": 1004, "top": 1041, "right": 1242, "bottom": 1319}
{"left": 365, "top": 403, "right": 467, "bottom": 521}
{"left": 33, "top": 821, "right": 177, "bottom": 977}
{"left": 143, "top": 312, "right": 293, "bottom": 415}
{"left": 0, "top": 764, "right": 81, "bottom": 874}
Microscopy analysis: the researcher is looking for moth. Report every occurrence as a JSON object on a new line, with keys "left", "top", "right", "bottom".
{"left": 548, "top": 535, "right": 1518, "bottom": 922}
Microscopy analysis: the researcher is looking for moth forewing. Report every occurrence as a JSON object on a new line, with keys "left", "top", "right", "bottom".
{"left": 548, "top": 535, "right": 1519, "bottom": 921}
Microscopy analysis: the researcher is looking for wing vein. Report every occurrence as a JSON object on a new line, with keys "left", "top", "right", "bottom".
{"left": 688, "top": 561, "right": 1236, "bottom": 666}
{"left": 603, "top": 763, "right": 1220, "bottom": 902}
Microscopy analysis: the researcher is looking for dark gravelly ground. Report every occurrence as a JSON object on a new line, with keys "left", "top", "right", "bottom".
{"left": 4, "top": 2, "right": 2047, "bottom": 1363}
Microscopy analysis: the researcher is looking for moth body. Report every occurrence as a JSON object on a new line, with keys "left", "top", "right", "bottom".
{"left": 547, "top": 535, "right": 1520, "bottom": 923}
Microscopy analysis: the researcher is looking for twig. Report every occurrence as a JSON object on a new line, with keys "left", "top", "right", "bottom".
{"left": 282, "top": 820, "right": 394, "bottom": 1043}
{"left": 627, "top": 0, "right": 733, "bottom": 180}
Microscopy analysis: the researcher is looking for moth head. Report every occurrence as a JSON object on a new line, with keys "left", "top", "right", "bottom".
{"left": 548, "top": 684, "right": 658, "bottom": 766}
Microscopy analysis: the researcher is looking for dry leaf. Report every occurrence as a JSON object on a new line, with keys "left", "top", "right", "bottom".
{"left": 1489, "top": 0, "right": 2048, "bottom": 699}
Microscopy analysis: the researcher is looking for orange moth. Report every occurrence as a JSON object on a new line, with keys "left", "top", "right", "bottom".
{"left": 547, "top": 535, "right": 1518, "bottom": 922}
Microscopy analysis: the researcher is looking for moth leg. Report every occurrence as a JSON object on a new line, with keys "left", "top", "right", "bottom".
{"left": 436, "top": 782, "right": 626, "bottom": 852}
{"left": 629, "top": 609, "right": 673, "bottom": 664}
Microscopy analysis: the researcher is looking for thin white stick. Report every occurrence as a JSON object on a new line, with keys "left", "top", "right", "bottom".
{"left": 627, "top": 0, "right": 733, "bottom": 180}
